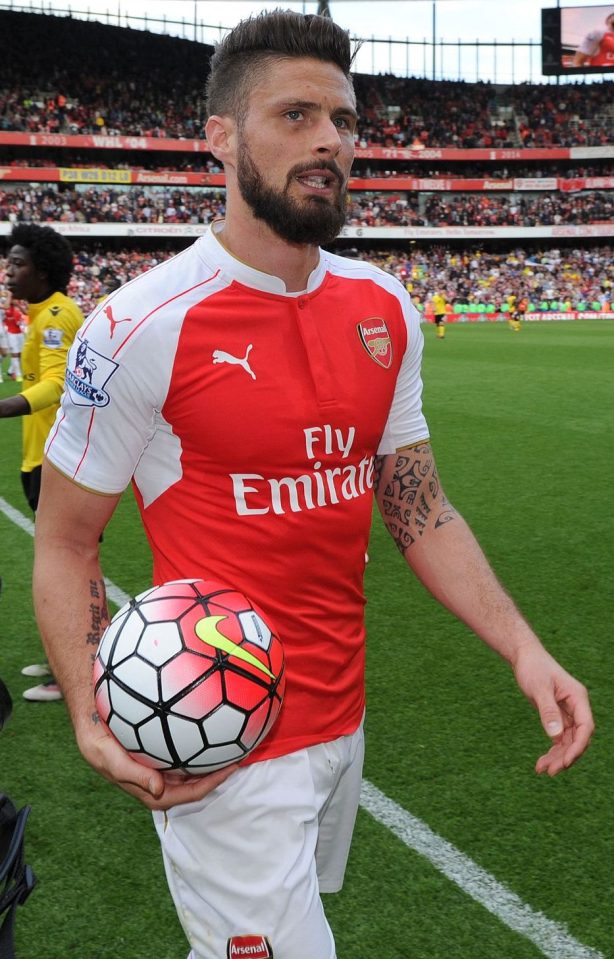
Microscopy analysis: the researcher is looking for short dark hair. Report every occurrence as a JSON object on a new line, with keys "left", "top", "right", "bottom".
{"left": 9, "top": 223, "right": 74, "bottom": 294}
{"left": 205, "top": 9, "right": 357, "bottom": 123}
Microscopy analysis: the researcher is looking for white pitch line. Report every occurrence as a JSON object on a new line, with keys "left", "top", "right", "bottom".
{"left": 1, "top": 495, "right": 603, "bottom": 959}
{"left": 0, "top": 496, "right": 35, "bottom": 536}
{"left": 0, "top": 496, "right": 130, "bottom": 610}
{"left": 103, "top": 579, "right": 130, "bottom": 609}
{"left": 360, "top": 782, "right": 603, "bottom": 959}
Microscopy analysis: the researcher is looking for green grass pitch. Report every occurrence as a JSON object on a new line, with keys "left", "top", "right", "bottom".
{"left": 0, "top": 321, "right": 612, "bottom": 958}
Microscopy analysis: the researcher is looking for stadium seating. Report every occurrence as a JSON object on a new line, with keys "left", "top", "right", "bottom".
{"left": 0, "top": 9, "right": 612, "bottom": 320}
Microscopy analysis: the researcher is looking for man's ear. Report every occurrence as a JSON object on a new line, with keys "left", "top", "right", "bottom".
{"left": 205, "top": 114, "right": 237, "bottom": 165}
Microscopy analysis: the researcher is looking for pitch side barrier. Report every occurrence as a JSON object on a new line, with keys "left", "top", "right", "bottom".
{"left": 422, "top": 311, "right": 614, "bottom": 323}
{"left": 2, "top": 223, "right": 614, "bottom": 242}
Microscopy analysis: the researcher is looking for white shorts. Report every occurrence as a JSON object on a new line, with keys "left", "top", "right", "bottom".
{"left": 0, "top": 327, "right": 7, "bottom": 351}
{"left": 152, "top": 722, "right": 364, "bottom": 959}
{"left": 7, "top": 332, "right": 24, "bottom": 353}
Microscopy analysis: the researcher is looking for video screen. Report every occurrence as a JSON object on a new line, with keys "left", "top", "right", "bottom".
{"left": 542, "top": 5, "right": 614, "bottom": 75}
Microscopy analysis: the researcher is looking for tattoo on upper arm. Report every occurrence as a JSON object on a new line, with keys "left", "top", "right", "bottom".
{"left": 374, "top": 444, "right": 456, "bottom": 555}
{"left": 86, "top": 578, "right": 109, "bottom": 656}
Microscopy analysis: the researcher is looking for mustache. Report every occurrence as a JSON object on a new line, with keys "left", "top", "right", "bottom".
{"left": 286, "top": 160, "right": 345, "bottom": 187}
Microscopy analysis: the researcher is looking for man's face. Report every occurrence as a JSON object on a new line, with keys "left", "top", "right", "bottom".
{"left": 235, "top": 56, "right": 357, "bottom": 245}
{"left": 5, "top": 245, "right": 46, "bottom": 303}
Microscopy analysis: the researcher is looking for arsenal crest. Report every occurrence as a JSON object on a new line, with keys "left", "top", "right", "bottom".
{"left": 227, "top": 934, "right": 273, "bottom": 957}
{"left": 357, "top": 317, "right": 393, "bottom": 369}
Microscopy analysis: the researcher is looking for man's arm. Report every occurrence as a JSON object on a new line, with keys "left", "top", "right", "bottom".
{"left": 572, "top": 50, "right": 590, "bottom": 66}
{"left": 373, "top": 443, "right": 594, "bottom": 776}
{"left": 33, "top": 458, "right": 237, "bottom": 808}
{"left": 0, "top": 394, "right": 30, "bottom": 418}
{"left": 573, "top": 30, "right": 601, "bottom": 66}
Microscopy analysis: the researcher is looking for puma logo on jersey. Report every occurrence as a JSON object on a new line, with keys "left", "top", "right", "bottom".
{"left": 104, "top": 303, "right": 134, "bottom": 338}
{"left": 212, "top": 345, "right": 256, "bottom": 380}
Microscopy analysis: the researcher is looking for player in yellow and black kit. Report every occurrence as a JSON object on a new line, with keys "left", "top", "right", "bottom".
{"left": 507, "top": 294, "right": 525, "bottom": 332}
{"left": 513, "top": 296, "right": 528, "bottom": 332}
{"left": 431, "top": 292, "right": 447, "bottom": 338}
{"left": 1, "top": 224, "right": 83, "bottom": 702}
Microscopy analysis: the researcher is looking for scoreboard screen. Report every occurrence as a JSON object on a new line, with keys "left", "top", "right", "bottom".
{"left": 542, "top": 5, "right": 614, "bottom": 75}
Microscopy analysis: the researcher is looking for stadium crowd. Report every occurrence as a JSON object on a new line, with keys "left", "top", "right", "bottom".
{"left": 1, "top": 243, "right": 610, "bottom": 319}
{"left": 0, "top": 184, "right": 614, "bottom": 227}
{"left": 0, "top": 185, "right": 226, "bottom": 225}
{"left": 353, "top": 75, "right": 614, "bottom": 149}
{"left": 1, "top": 10, "right": 613, "bottom": 149}
{"left": 348, "top": 190, "right": 613, "bottom": 226}
{"left": 0, "top": 10, "right": 612, "bottom": 322}
{"left": 3, "top": 154, "right": 614, "bottom": 183}
{"left": 1, "top": 185, "right": 612, "bottom": 229}
{"left": 350, "top": 161, "right": 614, "bottom": 180}
{"left": 369, "top": 244, "right": 613, "bottom": 313}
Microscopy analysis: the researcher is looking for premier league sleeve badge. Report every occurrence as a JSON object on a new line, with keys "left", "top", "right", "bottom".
{"left": 66, "top": 335, "right": 118, "bottom": 408}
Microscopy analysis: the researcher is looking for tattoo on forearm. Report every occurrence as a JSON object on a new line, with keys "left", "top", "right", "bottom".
{"left": 372, "top": 455, "right": 384, "bottom": 492}
{"left": 85, "top": 578, "right": 109, "bottom": 652}
{"left": 375, "top": 445, "right": 457, "bottom": 555}
{"left": 434, "top": 505, "right": 456, "bottom": 529}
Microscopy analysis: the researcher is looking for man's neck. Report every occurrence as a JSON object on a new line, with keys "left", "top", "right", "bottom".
{"left": 215, "top": 215, "right": 321, "bottom": 294}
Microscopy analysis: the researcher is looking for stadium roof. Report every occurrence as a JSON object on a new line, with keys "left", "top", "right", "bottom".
{"left": 8, "top": 0, "right": 614, "bottom": 83}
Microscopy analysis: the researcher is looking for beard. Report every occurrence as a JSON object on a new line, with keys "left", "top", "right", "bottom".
{"left": 236, "top": 142, "right": 348, "bottom": 245}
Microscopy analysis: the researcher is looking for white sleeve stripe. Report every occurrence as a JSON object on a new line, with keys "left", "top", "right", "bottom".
{"left": 78, "top": 268, "right": 222, "bottom": 361}
{"left": 79, "top": 243, "right": 197, "bottom": 339}
{"left": 111, "top": 268, "right": 222, "bottom": 360}
{"left": 73, "top": 407, "right": 97, "bottom": 481}
{"left": 45, "top": 408, "right": 66, "bottom": 458}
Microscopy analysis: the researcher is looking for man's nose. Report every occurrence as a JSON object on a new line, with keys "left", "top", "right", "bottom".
{"left": 314, "top": 118, "right": 343, "bottom": 156}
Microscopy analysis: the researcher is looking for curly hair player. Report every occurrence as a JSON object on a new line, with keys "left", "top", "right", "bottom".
{"left": 1, "top": 223, "right": 83, "bottom": 702}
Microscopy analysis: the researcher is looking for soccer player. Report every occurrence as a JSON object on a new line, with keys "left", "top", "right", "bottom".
{"left": 507, "top": 293, "right": 527, "bottom": 333}
{"left": 572, "top": 11, "right": 614, "bottom": 67}
{"left": 0, "top": 291, "right": 8, "bottom": 383}
{"left": 431, "top": 290, "right": 447, "bottom": 338}
{"left": 3, "top": 295, "right": 26, "bottom": 381}
{"left": 32, "top": 12, "right": 594, "bottom": 959}
{"left": 506, "top": 292, "right": 519, "bottom": 331}
{"left": 0, "top": 223, "right": 84, "bottom": 702}
{"left": 514, "top": 294, "right": 529, "bottom": 331}
{"left": 96, "top": 274, "right": 122, "bottom": 303}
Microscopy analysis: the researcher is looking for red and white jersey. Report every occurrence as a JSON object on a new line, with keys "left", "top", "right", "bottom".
{"left": 578, "top": 29, "right": 614, "bottom": 65}
{"left": 46, "top": 224, "right": 429, "bottom": 762}
{"left": 4, "top": 304, "right": 25, "bottom": 335}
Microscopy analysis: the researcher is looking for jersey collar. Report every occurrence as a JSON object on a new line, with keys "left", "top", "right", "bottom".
{"left": 27, "top": 291, "right": 63, "bottom": 322}
{"left": 199, "top": 220, "right": 327, "bottom": 296}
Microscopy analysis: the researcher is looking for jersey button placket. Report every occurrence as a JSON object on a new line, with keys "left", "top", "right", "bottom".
{"left": 294, "top": 296, "right": 336, "bottom": 410}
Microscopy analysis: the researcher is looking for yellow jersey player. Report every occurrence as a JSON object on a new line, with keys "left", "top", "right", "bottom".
{"left": 431, "top": 292, "right": 447, "bottom": 338}
{"left": 506, "top": 294, "right": 519, "bottom": 332}
{"left": 507, "top": 294, "right": 527, "bottom": 333}
{"left": 1, "top": 223, "right": 84, "bottom": 701}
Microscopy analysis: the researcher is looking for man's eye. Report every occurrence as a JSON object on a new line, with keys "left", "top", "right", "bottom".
{"left": 285, "top": 110, "right": 303, "bottom": 121}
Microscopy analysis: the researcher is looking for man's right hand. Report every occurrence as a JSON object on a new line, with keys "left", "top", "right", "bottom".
{"left": 78, "top": 723, "right": 238, "bottom": 810}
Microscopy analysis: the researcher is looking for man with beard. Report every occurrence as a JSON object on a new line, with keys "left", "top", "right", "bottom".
{"left": 32, "top": 11, "right": 593, "bottom": 959}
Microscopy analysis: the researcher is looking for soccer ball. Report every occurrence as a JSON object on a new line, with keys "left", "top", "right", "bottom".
{"left": 93, "top": 579, "right": 285, "bottom": 773}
